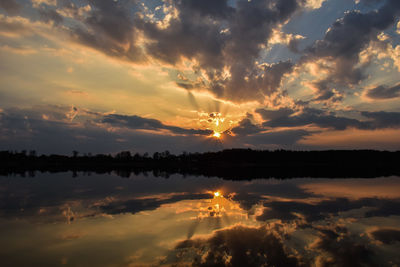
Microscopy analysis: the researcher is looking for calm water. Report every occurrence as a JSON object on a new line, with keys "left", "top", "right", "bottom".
{"left": 1, "top": 173, "right": 400, "bottom": 266}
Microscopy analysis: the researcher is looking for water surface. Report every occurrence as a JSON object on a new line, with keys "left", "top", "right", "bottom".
{"left": 1, "top": 173, "right": 400, "bottom": 266}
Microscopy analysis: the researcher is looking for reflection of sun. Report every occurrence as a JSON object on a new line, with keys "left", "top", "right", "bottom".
{"left": 214, "top": 191, "right": 221, "bottom": 197}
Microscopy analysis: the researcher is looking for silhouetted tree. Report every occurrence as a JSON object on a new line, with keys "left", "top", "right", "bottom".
{"left": 29, "top": 150, "right": 36, "bottom": 157}
{"left": 115, "top": 151, "right": 132, "bottom": 160}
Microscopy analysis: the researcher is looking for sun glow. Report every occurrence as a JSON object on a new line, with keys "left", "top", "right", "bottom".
{"left": 214, "top": 191, "right": 221, "bottom": 197}
{"left": 213, "top": 131, "right": 221, "bottom": 138}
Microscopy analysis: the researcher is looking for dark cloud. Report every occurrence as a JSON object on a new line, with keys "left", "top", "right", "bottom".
{"left": 259, "top": 107, "right": 365, "bottom": 130}
{"left": 370, "top": 229, "right": 400, "bottom": 244}
{"left": 302, "top": 0, "right": 400, "bottom": 102}
{"left": 366, "top": 84, "right": 400, "bottom": 99}
{"left": 162, "top": 225, "right": 303, "bottom": 267}
{"left": 228, "top": 115, "right": 312, "bottom": 146}
{"left": 230, "top": 114, "right": 264, "bottom": 136}
{"left": 365, "top": 198, "right": 400, "bottom": 217}
{"left": 312, "top": 229, "right": 375, "bottom": 267}
{"left": 242, "top": 129, "right": 311, "bottom": 146}
{"left": 136, "top": 4, "right": 226, "bottom": 69}
{"left": 222, "top": 61, "right": 294, "bottom": 102}
{"left": 136, "top": 0, "right": 299, "bottom": 102}
{"left": 0, "top": 0, "right": 21, "bottom": 15}
{"left": 288, "top": 37, "right": 302, "bottom": 53}
{"left": 179, "top": 0, "right": 234, "bottom": 18}
{"left": 230, "top": 109, "right": 313, "bottom": 144}
{"left": 38, "top": 8, "right": 63, "bottom": 25}
{"left": 4, "top": 105, "right": 398, "bottom": 155}
{"left": 70, "top": 0, "right": 144, "bottom": 61}
{"left": 256, "top": 108, "right": 400, "bottom": 130}
{"left": 20, "top": 0, "right": 400, "bottom": 104}
{"left": 0, "top": 107, "right": 219, "bottom": 154}
{"left": 102, "top": 114, "right": 212, "bottom": 136}
{"left": 361, "top": 111, "right": 400, "bottom": 128}
{"left": 256, "top": 107, "right": 296, "bottom": 121}
{"left": 85, "top": 0, "right": 135, "bottom": 44}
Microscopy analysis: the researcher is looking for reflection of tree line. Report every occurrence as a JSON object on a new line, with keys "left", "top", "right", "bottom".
{"left": 1, "top": 149, "right": 399, "bottom": 179}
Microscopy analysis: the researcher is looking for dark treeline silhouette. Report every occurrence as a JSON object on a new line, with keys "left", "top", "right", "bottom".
{"left": 1, "top": 149, "right": 400, "bottom": 179}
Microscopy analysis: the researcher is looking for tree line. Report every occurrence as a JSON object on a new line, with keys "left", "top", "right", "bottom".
{"left": 1, "top": 149, "right": 399, "bottom": 179}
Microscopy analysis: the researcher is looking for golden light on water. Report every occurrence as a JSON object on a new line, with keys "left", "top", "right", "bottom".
{"left": 202, "top": 112, "right": 230, "bottom": 140}
{"left": 214, "top": 191, "right": 221, "bottom": 197}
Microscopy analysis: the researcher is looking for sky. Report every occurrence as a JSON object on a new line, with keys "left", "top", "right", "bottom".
{"left": 0, "top": 0, "right": 400, "bottom": 154}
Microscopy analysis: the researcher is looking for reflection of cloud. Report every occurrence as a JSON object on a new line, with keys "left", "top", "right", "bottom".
{"left": 300, "top": 178, "right": 400, "bottom": 199}
{"left": 60, "top": 232, "right": 85, "bottom": 240}
{"left": 369, "top": 228, "right": 400, "bottom": 244}
{"left": 365, "top": 200, "right": 400, "bottom": 218}
{"left": 1, "top": 173, "right": 400, "bottom": 266}
{"left": 99, "top": 193, "right": 210, "bottom": 215}
{"left": 311, "top": 228, "right": 376, "bottom": 267}
{"left": 162, "top": 225, "right": 302, "bottom": 267}
{"left": 257, "top": 197, "right": 400, "bottom": 223}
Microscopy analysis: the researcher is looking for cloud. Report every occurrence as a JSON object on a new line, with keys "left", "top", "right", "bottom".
{"left": 38, "top": 7, "right": 63, "bottom": 25}
{"left": 256, "top": 107, "right": 296, "bottom": 121}
{"left": 230, "top": 108, "right": 400, "bottom": 148}
{"left": 31, "top": 0, "right": 57, "bottom": 8}
{"left": 68, "top": 0, "right": 144, "bottom": 62}
{"left": 0, "top": 0, "right": 21, "bottom": 15}
{"left": 258, "top": 107, "right": 365, "bottom": 130}
{"left": 0, "top": 45, "right": 37, "bottom": 55}
{"left": 11, "top": 0, "right": 399, "bottom": 107}
{"left": 0, "top": 14, "right": 34, "bottom": 37}
{"left": 256, "top": 107, "right": 400, "bottom": 130}
{"left": 0, "top": 106, "right": 220, "bottom": 154}
{"left": 303, "top": 0, "right": 327, "bottom": 9}
{"left": 25, "top": 0, "right": 400, "bottom": 106}
{"left": 102, "top": 114, "right": 212, "bottom": 136}
{"left": 230, "top": 114, "right": 264, "bottom": 136}
{"left": 370, "top": 229, "right": 400, "bottom": 244}
{"left": 300, "top": 0, "right": 400, "bottom": 102}
{"left": 99, "top": 193, "right": 210, "bottom": 215}
{"left": 229, "top": 111, "right": 312, "bottom": 146}
{"left": 365, "top": 83, "right": 400, "bottom": 99}
{"left": 312, "top": 228, "right": 376, "bottom": 267}
{"left": 162, "top": 225, "right": 302, "bottom": 267}
{"left": 361, "top": 111, "right": 400, "bottom": 128}
{"left": 398, "top": 20, "right": 400, "bottom": 34}
{"left": 179, "top": 0, "right": 234, "bottom": 18}
{"left": 241, "top": 129, "right": 312, "bottom": 147}
{"left": 134, "top": 0, "right": 300, "bottom": 102}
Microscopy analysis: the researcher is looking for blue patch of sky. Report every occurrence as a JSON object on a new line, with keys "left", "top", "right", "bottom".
{"left": 283, "top": 0, "right": 357, "bottom": 47}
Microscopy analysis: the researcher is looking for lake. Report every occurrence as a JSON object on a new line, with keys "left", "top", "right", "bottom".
{"left": 1, "top": 173, "right": 400, "bottom": 266}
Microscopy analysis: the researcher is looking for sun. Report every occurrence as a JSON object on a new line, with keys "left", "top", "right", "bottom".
{"left": 214, "top": 191, "right": 221, "bottom": 197}
{"left": 213, "top": 131, "right": 221, "bottom": 138}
